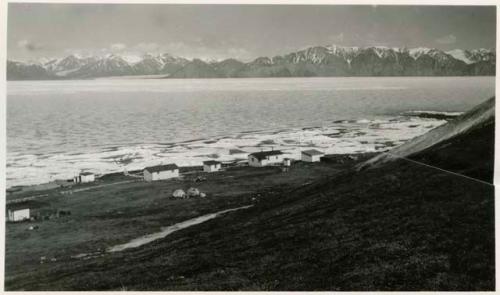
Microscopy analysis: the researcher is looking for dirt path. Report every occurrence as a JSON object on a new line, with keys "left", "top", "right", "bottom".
{"left": 107, "top": 205, "right": 253, "bottom": 252}
{"left": 61, "top": 180, "right": 137, "bottom": 195}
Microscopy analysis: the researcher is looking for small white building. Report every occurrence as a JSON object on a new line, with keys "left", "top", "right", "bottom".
{"left": 203, "top": 160, "right": 222, "bottom": 172}
{"left": 7, "top": 208, "right": 30, "bottom": 222}
{"left": 144, "top": 164, "right": 179, "bottom": 182}
{"left": 74, "top": 172, "right": 95, "bottom": 184}
{"left": 248, "top": 150, "right": 284, "bottom": 167}
{"left": 283, "top": 158, "right": 292, "bottom": 167}
{"left": 301, "top": 149, "right": 325, "bottom": 162}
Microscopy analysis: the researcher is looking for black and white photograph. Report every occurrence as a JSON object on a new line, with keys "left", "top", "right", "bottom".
{"left": 3, "top": 1, "right": 497, "bottom": 291}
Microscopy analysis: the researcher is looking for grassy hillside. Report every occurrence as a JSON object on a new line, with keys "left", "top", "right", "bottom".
{"left": 360, "top": 96, "right": 494, "bottom": 171}
{"left": 5, "top": 102, "right": 495, "bottom": 291}
{"left": 4, "top": 161, "right": 350, "bottom": 289}
{"left": 409, "top": 117, "right": 494, "bottom": 183}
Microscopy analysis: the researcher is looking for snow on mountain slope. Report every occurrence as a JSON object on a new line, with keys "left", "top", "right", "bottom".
{"left": 120, "top": 55, "right": 143, "bottom": 64}
{"left": 468, "top": 48, "right": 496, "bottom": 63}
{"left": 409, "top": 47, "right": 432, "bottom": 59}
{"left": 370, "top": 46, "right": 393, "bottom": 58}
{"left": 64, "top": 54, "right": 133, "bottom": 78}
{"left": 447, "top": 49, "right": 473, "bottom": 64}
{"left": 42, "top": 54, "right": 98, "bottom": 76}
{"left": 446, "top": 48, "right": 495, "bottom": 64}
{"left": 326, "top": 45, "right": 361, "bottom": 64}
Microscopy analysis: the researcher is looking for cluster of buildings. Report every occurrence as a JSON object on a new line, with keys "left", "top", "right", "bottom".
{"left": 63, "top": 148, "right": 327, "bottom": 185}
{"left": 142, "top": 160, "right": 223, "bottom": 182}
{"left": 247, "top": 149, "right": 325, "bottom": 167}
{"left": 76, "top": 149, "right": 327, "bottom": 184}
{"left": 6, "top": 148, "right": 327, "bottom": 222}
{"left": 142, "top": 148, "right": 326, "bottom": 182}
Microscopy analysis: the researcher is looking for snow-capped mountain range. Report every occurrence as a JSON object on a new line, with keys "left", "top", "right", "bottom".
{"left": 7, "top": 45, "right": 495, "bottom": 80}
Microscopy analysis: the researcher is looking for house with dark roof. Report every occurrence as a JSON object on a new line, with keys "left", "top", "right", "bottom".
{"left": 203, "top": 160, "right": 222, "bottom": 172}
{"left": 143, "top": 164, "right": 179, "bottom": 182}
{"left": 301, "top": 149, "right": 325, "bottom": 162}
{"left": 248, "top": 150, "right": 284, "bottom": 167}
{"left": 6, "top": 200, "right": 43, "bottom": 222}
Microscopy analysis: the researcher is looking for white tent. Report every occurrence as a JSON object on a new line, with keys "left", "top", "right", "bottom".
{"left": 187, "top": 187, "right": 200, "bottom": 198}
{"left": 172, "top": 189, "right": 186, "bottom": 198}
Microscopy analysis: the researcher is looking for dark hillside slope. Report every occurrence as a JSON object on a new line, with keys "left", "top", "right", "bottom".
{"left": 409, "top": 118, "right": 494, "bottom": 183}
{"left": 5, "top": 104, "right": 495, "bottom": 291}
{"left": 359, "top": 97, "right": 494, "bottom": 173}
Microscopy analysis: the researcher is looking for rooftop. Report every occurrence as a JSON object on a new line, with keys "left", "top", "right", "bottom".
{"left": 7, "top": 200, "right": 46, "bottom": 211}
{"left": 302, "top": 149, "right": 325, "bottom": 156}
{"left": 80, "top": 172, "right": 94, "bottom": 176}
{"left": 229, "top": 149, "right": 246, "bottom": 155}
{"left": 203, "top": 160, "right": 221, "bottom": 165}
{"left": 249, "top": 150, "right": 283, "bottom": 160}
{"left": 144, "top": 164, "right": 179, "bottom": 173}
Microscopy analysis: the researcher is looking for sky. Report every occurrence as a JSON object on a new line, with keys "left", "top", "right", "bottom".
{"left": 7, "top": 4, "right": 497, "bottom": 61}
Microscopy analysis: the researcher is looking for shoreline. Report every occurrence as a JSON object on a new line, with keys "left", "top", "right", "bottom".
{"left": 6, "top": 113, "right": 456, "bottom": 190}
{"left": 4, "top": 117, "right": 494, "bottom": 289}
{"left": 7, "top": 75, "right": 497, "bottom": 82}
{"left": 5, "top": 150, "right": 369, "bottom": 282}
{"left": 7, "top": 153, "right": 377, "bottom": 198}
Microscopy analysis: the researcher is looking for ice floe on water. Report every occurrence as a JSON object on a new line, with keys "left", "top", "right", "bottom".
{"left": 6, "top": 115, "right": 447, "bottom": 188}
{"left": 404, "top": 111, "right": 463, "bottom": 116}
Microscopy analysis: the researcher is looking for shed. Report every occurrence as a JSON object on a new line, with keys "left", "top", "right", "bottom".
{"left": 203, "top": 160, "right": 222, "bottom": 172}
{"left": 301, "top": 149, "right": 325, "bottom": 162}
{"left": 144, "top": 164, "right": 179, "bottom": 182}
{"left": 248, "top": 150, "right": 284, "bottom": 167}
{"left": 6, "top": 201, "right": 42, "bottom": 222}
{"left": 283, "top": 158, "right": 292, "bottom": 166}
{"left": 7, "top": 208, "right": 30, "bottom": 222}
{"left": 74, "top": 172, "right": 95, "bottom": 184}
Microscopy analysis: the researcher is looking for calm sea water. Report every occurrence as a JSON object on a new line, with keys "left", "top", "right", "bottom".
{"left": 7, "top": 77, "right": 495, "bottom": 187}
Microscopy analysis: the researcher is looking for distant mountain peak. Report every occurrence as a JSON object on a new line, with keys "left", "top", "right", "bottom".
{"left": 251, "top": 56, "right": 274, "bottom": 66}
{"left": 408, "top": 47, "right": 433, "bottom": 59}
{"left": 7, "top": 45, "right": 496, "bottom": 80}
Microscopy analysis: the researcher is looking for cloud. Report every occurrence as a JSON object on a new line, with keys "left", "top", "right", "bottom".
{"left": 60, "top": 41, "right": 256, "bottom": 62}
{"left": 226, "top": 47, "right": 252, "bottom": 58}
{"left": 135, "top": 42, "right": 160, "bottom": 51}
{"left": 135, "top": 42, "right": 160, "bottom": 52}
{"left": 329, "top": 32, "right": 344, "bottom": 44}
{"left": 435, "top": 34, "right": 457, "bottom": 44}
{"left": 110, "top": 43, "right": 127, "bottom": 51}
{"left": 162, "top": 42, "right": 254, "bottom": 61}
{"left": 121, "top": 41, "right": 254, "bottom": 61}
{"left": 17, "top": 39, "right": 44, "bottom": 51}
